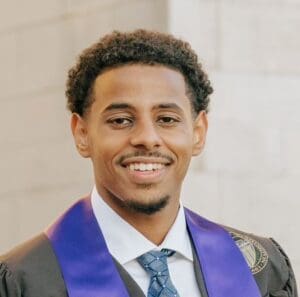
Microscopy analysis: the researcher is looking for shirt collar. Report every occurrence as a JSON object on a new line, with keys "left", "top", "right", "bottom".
{"left": 91, "top": 186, "right": 193, "bottom": 264}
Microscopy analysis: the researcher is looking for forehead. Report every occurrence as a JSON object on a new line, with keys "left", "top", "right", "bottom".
{"left": 91, "top": 64, "right": 192, "bottom": 112}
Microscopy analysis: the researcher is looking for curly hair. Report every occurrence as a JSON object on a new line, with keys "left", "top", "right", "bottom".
{"left": 66, "top": 29, "right": 213, "bottom": 116}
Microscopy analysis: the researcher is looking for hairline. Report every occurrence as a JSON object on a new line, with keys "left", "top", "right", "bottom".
{"left": 81, "top": 62, "right": 199, "bottom": 119}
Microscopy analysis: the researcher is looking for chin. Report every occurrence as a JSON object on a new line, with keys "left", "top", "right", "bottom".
{"left": 108, "top": 189, "right": 170, "bottom": 215}
{"left": 125, "top": 195, "right": 170, "bottom": 215}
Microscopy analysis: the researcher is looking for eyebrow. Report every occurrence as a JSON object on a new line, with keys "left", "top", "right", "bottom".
{"left": 103, "top": 102, "right": 184, "bottom": 113}
{"left": 154, "top": 103, "right": 183, "bottom": 112}
{"left": 103, "top": 103, "right": 133, "bottom": 112}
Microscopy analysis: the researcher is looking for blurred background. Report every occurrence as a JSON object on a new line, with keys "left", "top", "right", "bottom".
{"left": 0, "top": 0, "right": 299, "bottom": 284}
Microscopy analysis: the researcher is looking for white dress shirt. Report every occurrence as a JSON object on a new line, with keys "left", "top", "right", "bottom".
{"left": 91, "top": 187, "right": 201, "bottom": 296}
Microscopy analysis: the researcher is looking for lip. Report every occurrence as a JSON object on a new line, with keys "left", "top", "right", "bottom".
{"left": 120, "top": 157, "right": 172, "bottom": 167}
{"left": 124, "top": 165, "right": 167, "bottom": 184}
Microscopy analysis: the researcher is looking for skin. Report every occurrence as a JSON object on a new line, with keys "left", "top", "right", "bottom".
{"left": 71, "top": 64, "right": 208, "bottom": 245}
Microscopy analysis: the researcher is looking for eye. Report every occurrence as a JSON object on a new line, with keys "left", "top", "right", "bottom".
{"left": 157, "top": 116, "right": 180, "bottom": 125}
{"left": 107, "top": 117, "right": 133, "bottom": 128}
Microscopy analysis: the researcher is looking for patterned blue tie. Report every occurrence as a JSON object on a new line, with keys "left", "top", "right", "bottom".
{"left": 137, "top": 249, "right": 180, "bottom": 297}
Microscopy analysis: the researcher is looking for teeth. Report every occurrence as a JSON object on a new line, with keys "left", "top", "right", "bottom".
{"left": 146, "top": 164, "right": 153, "bottom": 171}
{"left": 127, "top": 163, "right": 165, "bottom": 171}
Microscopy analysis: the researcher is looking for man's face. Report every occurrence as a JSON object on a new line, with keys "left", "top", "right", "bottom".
{"left": 72, "top": 64, "right": 207, "bottom": 216}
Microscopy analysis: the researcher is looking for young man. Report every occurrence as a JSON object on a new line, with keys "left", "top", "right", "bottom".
{"left": 0, "top": 30, "right": 297, "bottom": 297}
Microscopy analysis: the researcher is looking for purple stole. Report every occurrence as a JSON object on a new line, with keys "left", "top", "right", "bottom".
{"left": 45, "top": 197, "right": 261, "bottom": 297}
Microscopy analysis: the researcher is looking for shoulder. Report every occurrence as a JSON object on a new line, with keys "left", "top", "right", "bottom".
{"left": 0, "top": 234, "right": 67, "bottom": 297}
{"left": 225, "top": 226, "right": 298, "bottom": 297}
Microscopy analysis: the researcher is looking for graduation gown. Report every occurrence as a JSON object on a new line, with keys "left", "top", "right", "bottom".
{"left": 0, "top": 200, "right": 298, "bottom": 297}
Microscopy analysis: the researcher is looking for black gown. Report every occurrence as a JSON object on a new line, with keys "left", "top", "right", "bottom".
{"left": 0, "top": 227, "right": 298, "bottom": 297}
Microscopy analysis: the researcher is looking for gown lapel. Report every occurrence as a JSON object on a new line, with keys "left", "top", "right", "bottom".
{"left": 46, "top": 198, "right": 261, "bottom": 297}
{"left": 185, "top": 208, "right": 261, "bottom": 297}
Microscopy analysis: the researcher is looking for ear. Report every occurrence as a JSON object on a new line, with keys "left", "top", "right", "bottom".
{"left": 71, "top": 113, "right": 90, "bottom": 158}
{"left": 192, "top": 111, "right": 208, "bottom": 156}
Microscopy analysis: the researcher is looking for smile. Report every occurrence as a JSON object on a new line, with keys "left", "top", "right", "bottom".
{"left": 127, "top": 163, "right": 165, "bottom": 171}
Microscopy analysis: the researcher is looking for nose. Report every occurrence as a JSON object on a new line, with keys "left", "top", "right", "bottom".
{"left": 129, "top": 118, "right": 162, "bottom": 150}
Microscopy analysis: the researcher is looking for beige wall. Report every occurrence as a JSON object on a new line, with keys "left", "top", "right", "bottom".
{"left": 0, "top": 0, "right": 299, "bottom": 285}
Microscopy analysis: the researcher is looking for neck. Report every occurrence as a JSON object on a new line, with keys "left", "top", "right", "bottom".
{"left": 98, "top": 191, "right": 180, "bottom": 245}
{"left": 118, "top": 202, "right": 180, "bottom": 245}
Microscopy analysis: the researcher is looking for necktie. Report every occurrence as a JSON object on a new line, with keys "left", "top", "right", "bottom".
{"left": 137, "top": 249, "right": 180, "bottom": 297}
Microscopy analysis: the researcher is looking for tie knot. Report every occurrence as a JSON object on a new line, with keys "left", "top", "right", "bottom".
{"left": 137, "top": 249, "right": 180, "bottom": 297}
{"left": 137, "top": 249, "right": 175, "bottom": 277}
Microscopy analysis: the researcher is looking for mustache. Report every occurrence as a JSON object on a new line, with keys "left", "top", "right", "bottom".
{"left": 118, "top": 151, "right": 174, "bottom": 164}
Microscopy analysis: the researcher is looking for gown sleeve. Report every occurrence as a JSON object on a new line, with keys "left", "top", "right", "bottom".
{"left": 269, "top": 239, "right": 298, "bottom": 297}
{"left": 0, "top": 262, "right": 21, "bottom": 297}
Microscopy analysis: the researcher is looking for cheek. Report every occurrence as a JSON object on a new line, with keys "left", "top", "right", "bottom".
{"left": 90, "top": 140, "right": 115, "bottom": 174}
{"left": 90, "top": 129, "right": 126, "bottom": 157}
{"left": 168, "top": 127, "right": 194, "bottom": 149}
{"left": 165, "top": 132, "right": 194, "bottom": 164}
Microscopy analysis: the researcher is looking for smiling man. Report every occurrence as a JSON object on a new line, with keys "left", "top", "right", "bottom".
{"left": 0, "top": 30, "right": 297, "bottom": 297}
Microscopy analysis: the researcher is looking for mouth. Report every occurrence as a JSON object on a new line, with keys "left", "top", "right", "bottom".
{"left": 127, "top": 162, "right": 166, "bottom": 172}
{"left": 120, "top": 158, "right": 172, "bottom": 183}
